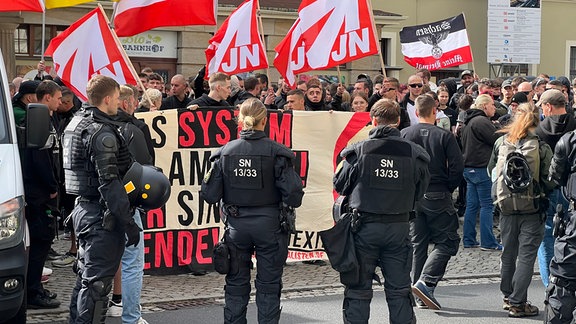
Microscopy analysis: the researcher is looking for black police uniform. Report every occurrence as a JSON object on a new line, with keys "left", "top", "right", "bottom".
{"left": 546, "top": 131, "right": 576, "bottom": 323}
{"left": 334, "top": 125, "right": 430, "bottom": 324}
{"left": 63, "top": 107, "right": 138, "bottom": 324}
{"left": 202, "top": 129, "right": 304, "bottom": 324}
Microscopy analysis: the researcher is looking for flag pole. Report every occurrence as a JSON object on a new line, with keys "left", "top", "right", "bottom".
{"left": 97, "top": 3, "right": 154, "bottom": 109}
{"left": 462, "top": 13, "right": 477, "bottom": 78}
{"left": 41, "top": 9, "right": 46, "bottom": 61}
{"left": 366, "top": 0, "right": 386, "bottom": 78}
{"left": 336, "top": 66, "right": 343, "bottom": 86}
{"left": 256, "top": 0, "right": 271, "bottom": 85}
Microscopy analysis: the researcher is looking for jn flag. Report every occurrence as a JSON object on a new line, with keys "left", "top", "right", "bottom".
{"left": 114, "top": 0, "right": 217, "bottom": 37}
{"left": 274, "top": 0, "right": 378, "bottom": 88}
{"left": 399, "top": 14, "right": 473, "bottom": 71}
{"left": 205, "top": 0, "right": 268, "bottom": 78}
{"left": 0, "top": 0, "right": 44, "bottom": 12}
{"left": 45, "top": 7, "right": 139, "bottom": 101}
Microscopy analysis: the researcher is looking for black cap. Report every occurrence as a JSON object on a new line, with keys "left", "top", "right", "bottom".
{"left": 13, "top": 80, "right": 40, "bottom": 102}
{"left": 511, "top": 92, "right": 528, "bottom": 105}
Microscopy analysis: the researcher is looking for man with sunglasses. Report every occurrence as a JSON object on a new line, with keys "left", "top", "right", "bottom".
{"left": 400, "top": 75, "right": 425, "bottom": 127}
{"left": 517, "top": 82, "right": 535, "bottom": 104}
{"left": 368, "top": 77, "right": 411, "bottom": 129}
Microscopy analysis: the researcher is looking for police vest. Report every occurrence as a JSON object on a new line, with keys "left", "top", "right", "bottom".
{"left": 63, "top": 110, "right": 132, "bottom": 197}
{"left": 220, "top": 137, "right": 282, "bottom": 206}
{"left": 348, "top": 137, "right": 417, "bottom": 215}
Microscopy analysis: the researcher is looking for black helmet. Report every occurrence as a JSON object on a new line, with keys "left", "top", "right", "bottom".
{"left": 504, "top": 152, "right": 532, "bottom": 193}
{"left": 123, "top": 162, "right": 171, "bottom": 209}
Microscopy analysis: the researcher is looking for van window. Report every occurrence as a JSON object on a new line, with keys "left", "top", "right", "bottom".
{"left": 0, "top": 77, "right": 9, "bottom": 144}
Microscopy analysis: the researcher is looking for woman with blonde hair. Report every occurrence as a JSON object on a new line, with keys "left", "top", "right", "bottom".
{"left": 136, "top": 88, "right": 162, "bottom": 112}
{"left": 487, "top": 103, "right": 554, "bottom": 317}
{"left": 461, "top": 94, "right": 501, "bottom": 250}
{"left": 201, "top": 98, "right": 304, "bottom": 324}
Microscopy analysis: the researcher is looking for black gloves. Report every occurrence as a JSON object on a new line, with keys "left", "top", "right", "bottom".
{"left": 125, "top": 220, "right": 142, "bottom": 247}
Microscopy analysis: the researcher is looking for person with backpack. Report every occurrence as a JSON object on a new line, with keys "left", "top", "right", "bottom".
{"left": 488, "top": 103, "right": 555, "bottom": 317}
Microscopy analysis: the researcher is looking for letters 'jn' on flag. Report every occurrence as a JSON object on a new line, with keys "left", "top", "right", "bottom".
{"left": 0, "top": 0, "right": 44, "bottom": 12}
{"left": 114, "top": 0, "right": 217, "bottom": 37}
{"left": 274, "top": 0, "right": 378, "bottom": 88}
{"left": 400, "top": 14, "right": 473, "bottom": 71}
{"left": 205, "top": 0, "right": 268, "bottom": 78}
{"left": 45, "top": 8, "right": 139, "bottom": 101}
{"left": 45, "top": 0, "right": 92, "bottom": 9}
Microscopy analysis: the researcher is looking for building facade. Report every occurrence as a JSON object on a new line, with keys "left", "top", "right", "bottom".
{"left": 0, "top": 0, "right": 574, "bottom": 87}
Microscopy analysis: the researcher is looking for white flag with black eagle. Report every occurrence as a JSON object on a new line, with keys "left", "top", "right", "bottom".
{"left": 400, "top": 13, "right": 473, "bottom": 71}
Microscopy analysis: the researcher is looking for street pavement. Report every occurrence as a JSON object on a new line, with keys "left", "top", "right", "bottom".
{"left": 104, "top": 279, "right": 547, "bottom": 324}
{"left": 28, "top": 223, "right": 540, "bottom": 323}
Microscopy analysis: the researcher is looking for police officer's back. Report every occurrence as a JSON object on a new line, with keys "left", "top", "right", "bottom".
{"left": 334, "top": 98, "right": 430, "bottom": 324}
{"left": 545, "top": 130, "right": 576, "bottom": 323}
{"left": 202, "top": 98, "right": 303, "bottom": 324}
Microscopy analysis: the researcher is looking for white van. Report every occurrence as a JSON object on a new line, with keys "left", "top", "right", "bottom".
{"left": 0, "top": 50, "right": 50, "bottom": 322}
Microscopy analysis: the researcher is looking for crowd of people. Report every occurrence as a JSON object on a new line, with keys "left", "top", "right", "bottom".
{"left": 10, "top": 61, "right": 576, "bottom": 324}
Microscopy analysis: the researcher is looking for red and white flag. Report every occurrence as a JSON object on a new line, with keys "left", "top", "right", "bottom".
{"left": 274, "top": 0, "right": 378, "bottom": 88}
{"left": 45, "top": 7, "right": 139, "bottom": 102}
{"left": 399, "top": 14, "right": 473, "bottom": 71}
{"left": 114, "top": 0, "right": 217, "bottom": 37}
{"left": 205, "top": 0, "right": 267, "bottom": 78}
{"left": 0, "top": 0, "right": 44, "bottom": 12}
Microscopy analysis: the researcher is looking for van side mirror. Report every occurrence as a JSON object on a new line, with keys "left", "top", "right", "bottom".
{"left": 25, "top": 103, "right": 50, "bottom": 149}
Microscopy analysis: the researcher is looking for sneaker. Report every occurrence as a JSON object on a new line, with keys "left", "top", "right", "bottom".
{"left": 137, "top": 318, "right": 149, "bottom": 324}
{"left": 302, "top": 260, "right": 327, "bottom": 266}
{"left": 42, "top": 267, "right": 53, "bottom": 276}
{"left": 463, "top": 244, "right": 480, "bottom": 248}
{"left": 508, "top": 302, "right": 539, "bottom": 317}
{"left": 28, "top": 294, "right": 61, "bottom": 309}
{"left": 481, "top": 244, "right": 503, "bottom": 251}
{"left": 40, "top": 275, "right": 50, "bottom": 284}
{"left": 106, "top": 300, "right": 122, "bottom": 317}
{"left": 502, "top": 297, "right": 511, "bottom": 310}
{"left": 412, "top": 280, "right": 441, "bottom": 310}
{"left": 415, "top": 297, "right": 428, "bottom": 309}
{"left": 63, "top": 231, "right": 71, "bottom": 240}
{"left": 47, "top": 248, "right": 61, "bottom": 260}
{"left": 51, "top": 252, "right": 76, "bottom": 268}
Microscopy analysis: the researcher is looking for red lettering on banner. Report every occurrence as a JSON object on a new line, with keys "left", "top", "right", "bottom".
{"left": 143, "top": 232, "right": 151, "bottom": 270}
{"left": 216, "top": 109, "right": 233, "bottom": 145}
{"left": 144, "top": 228, "right": 222, "bottom": 275}
{"left": 178, "top": 111, "right": 196, "bottom": 147}
{"left": 178, "top": 231, "right": 193, "bottom": 266}
{"left": 146, "top": 208, "right": 166, "bottom": 229}
{"left": 196, "top": 229, "right": 210, "bottom": 264}
{"left": 197, "top": 111, "right": 213, "bottom": 146}
{"left": 178, "top": 109, "right": 237, "bottom": 148}
{"left": 293, "top": 150, "right": 309, "bottom": 188}
{"left": 155, "top": 231, "right": 174, "bottom": 268}
{"left": 268, "top": 112, "right": 292, "bottom": 147}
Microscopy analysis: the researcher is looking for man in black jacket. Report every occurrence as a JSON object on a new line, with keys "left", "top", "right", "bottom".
{"left": 536, "top": 89, "right": 576, "bottom": 287}
{"left": 188, "top": 72, "right": 231, "bottom": 108}
{"left": 401, "top": 95, "right": 464, "bottom": 310}
{"left": 334, "top": 98, "right": 430, "bottom": 324}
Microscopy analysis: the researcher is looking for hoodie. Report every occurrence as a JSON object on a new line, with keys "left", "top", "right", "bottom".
{"left": 536, "top": 113, "right": 576, "bottom": 151}
{"left": 461, "top": 108, "right": 500, "bottom": 168}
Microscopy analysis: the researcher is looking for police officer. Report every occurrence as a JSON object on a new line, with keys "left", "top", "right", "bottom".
{"left": 63, "top": 75, "right": 140, "bottom": 323}
{"left": 545, "top": 130, "right": 576, "bottom": 323}
{"left": 201, "top": 98, "right": 304, "bottom": 324}
{"left": 334, "top": 98, "right": 430, "bottom": 324}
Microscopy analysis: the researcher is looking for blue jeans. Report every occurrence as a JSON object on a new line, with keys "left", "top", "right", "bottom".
{"left": 463, "top": 168, "right": 499, "bottom": 248}
{"left": 122, "top": 210, "right": 145, "bottom": 324}
{"left": 538, "top": 188, "right": 568, "bottom": 287}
